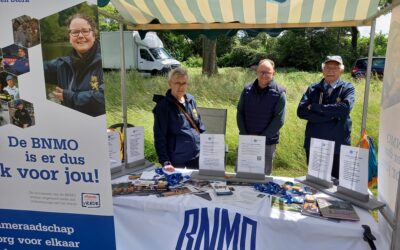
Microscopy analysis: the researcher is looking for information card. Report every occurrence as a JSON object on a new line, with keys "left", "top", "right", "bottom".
{"left": 308, "top": 138, "right": 335, "bottom": 181}
{"left": 126, "top": 126, "right": 144, "bottom": 164}
{"left": 237, "top": 135, "right": 265, "bottom": 174}
{"left": 339, "top": 145, "right": 369, "bottom": 195}
{"left": 108, "top": 130, "right": 121, "bottom": 169}
{"left": 199, "top": 134, "right": 225, "bottom": 171}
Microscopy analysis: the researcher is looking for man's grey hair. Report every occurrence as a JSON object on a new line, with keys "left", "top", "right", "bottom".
{"left": 321, "top": 62, "right": 345, "bottom": 70}
{"left": 258, "top": 58, "right": 275, "bottom": 69}
{"left": 168, "top": 67, "right": 189, "bottom": 81}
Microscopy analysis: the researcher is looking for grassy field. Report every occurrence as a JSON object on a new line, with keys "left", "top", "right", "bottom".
{"left": 104, "top": 67, "right": 383, "bottom": 179}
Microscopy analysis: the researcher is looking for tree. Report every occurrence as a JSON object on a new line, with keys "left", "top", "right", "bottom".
{"left": 98, "top": 4, "right": 120, "bottom": 31}
{"left": 202, "top": 36, "right": 218, "bottom": 76}
{"left": 351, "top": 27, "right": 358, "bottom": 58}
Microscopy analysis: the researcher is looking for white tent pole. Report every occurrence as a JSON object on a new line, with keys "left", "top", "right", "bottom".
{"left": 119, "top": 23, "right": 128, "bottom": 167}
{"left": 360, "top": 19, "right": 376, "bottom": 136}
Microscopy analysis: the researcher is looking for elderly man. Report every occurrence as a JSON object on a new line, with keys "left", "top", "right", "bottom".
{"left": 297, "top": 56, "right": 355, "bottom": 182}
{"left": 3, "top": 75, "right": 19, "bottom": 100}
{"left": 153, "top": 67, "right": 205, "bottom": 171}
{"left": 237, "top": 59, "right": 286, "bottom": 175}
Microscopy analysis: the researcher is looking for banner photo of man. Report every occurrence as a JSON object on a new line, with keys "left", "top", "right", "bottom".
{"left": 0, "top": 1, "right": 116, "bottom": 249}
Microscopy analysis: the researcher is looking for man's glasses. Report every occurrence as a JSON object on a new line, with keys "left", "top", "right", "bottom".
{"left": 324, "top": 66, "right": 340, "bottom": 72}
{"left": 172, "top": 81, "right": 188, "bottom": 86}
{"left": 69, "top": 28, "right": 92, "bottom": 37}
{"left": 258, "top": 71, "right": 273, "bottom": 76}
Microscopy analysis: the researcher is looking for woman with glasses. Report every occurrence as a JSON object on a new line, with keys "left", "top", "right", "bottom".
{"left": 44, "top": 13, "right": 105, "bottom": 117}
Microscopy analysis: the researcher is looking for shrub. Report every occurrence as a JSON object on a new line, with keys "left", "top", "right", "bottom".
{"left": 218, "top": 46, "right": 266, "bottom": 67}
{"left": 183, "top": 55, "right": 203, "bottom": 68}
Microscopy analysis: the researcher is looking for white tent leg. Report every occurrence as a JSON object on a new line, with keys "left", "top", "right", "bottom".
{"left": 360, "top": 19, "right": 376, "bottom": 136}
{"left": 119, "top": 23, "right": 128, "bottom": 167}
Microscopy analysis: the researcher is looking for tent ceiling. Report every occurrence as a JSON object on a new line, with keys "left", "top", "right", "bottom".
{"left": 108, "top": 0, "right": 380, "bottom": 30}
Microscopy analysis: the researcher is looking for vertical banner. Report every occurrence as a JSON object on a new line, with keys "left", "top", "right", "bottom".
{"left": 378, "top": 3, "right": 400, "bottom": 244}
{"left": 0, "top": 1, "right": 116, "bottom": 249}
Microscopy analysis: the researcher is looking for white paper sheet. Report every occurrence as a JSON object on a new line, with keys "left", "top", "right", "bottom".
{"left": 308, "top": 138, "right": 335, "bottom": 181}
{"left": 237, "top": 135, "right": 266, "bottom": 174}
{"left": 126, "top": 126, "right": 144, "bottom": 163}
{"left": 107, "top": 130, "right": 121, "bottom": 168}
{"left": 339, "top": 145, "right": 369, "bottom": 195}
{"left": 199, "top": 134, "right": 225, "bottom": 171}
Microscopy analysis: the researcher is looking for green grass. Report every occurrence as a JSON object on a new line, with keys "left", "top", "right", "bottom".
{"left": 104, "top": 67, "right": 383, "bottom": 177}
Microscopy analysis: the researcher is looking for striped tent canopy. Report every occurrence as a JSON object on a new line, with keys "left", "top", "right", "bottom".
{"left": 106, "top": 0, "right": 380, "bottom": 30}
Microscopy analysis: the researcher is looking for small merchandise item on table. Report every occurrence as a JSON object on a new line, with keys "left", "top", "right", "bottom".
{"left": 254, "top": 181, "right": 360, "bottom": 221}
{"left": 112, "top": 167, "right": 191, "bottom": 196}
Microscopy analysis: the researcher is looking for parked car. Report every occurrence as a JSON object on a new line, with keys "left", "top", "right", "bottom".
{"left": 351, "top": 57, "right": 385, "bottom": 78}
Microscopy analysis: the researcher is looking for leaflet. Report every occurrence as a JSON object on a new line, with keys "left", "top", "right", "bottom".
{"left": 126, "top": 126, "right": 144, "bottom": 163}
{"left": 107, "top": 130, "right": 121, "bottom": 169}
{"left": 237, "top": 135, "right": 265, "bottom": 174}
{"left": 308, "top": 138, "right": 335, "bottom": 181}
{"left": 339, "top": 145, "right": 369, "bottom": 195}
{"left": 199, "top": 134, "right": 225, "bottom": 171}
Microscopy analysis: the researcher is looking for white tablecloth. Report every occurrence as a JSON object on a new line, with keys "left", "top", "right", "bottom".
{"left": 112, "top": 176, "right": 388, "bottom": 250}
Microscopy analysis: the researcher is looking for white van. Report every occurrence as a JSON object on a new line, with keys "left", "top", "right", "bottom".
{"left": 100, "top": 31, "right": 181, "bottom": 75}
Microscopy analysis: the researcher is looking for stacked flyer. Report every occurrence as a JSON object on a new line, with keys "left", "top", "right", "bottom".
{"left": 301, "top": 197, "right": 360, "bottom": 221}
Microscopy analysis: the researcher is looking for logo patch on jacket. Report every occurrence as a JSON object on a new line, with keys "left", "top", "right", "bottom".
{"left": 192, "top": 108, "right": 198, "bottom": 119}
{"left": 90, "top": 76, "right": 99, "bottom": 90}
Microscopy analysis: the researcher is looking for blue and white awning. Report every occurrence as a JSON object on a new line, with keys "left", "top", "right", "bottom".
{"left": 108, "top": 0, "right": 380, "bottom": 30}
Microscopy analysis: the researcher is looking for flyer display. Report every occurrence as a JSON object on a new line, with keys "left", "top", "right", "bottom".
{"left": 339, "top": 145, "right": 369, "bottom": 195}
{"left": 126, "top": 126, "right": 144, "bottom": 164}
{"left": 199, "top": 134, "right": 225, "bottom": 171}
{"left": 237, "top": 135, "right": 265, "bottom": 175}
{"left": 0, "top": 1, "right": 116, "bottom": 249}
{"left": 307, "top": 138, "right": 335, "bottom": 181}
{"left": 108, "top": 130, "right": 121, "bottom": 169}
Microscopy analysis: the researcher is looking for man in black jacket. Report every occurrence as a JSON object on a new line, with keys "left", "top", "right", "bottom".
{"left": 297, "top": 56, "right": 355, "bottom": 181}
{"left": 237, "top": 59, "right": 286, "bottom": 175}
{"left": 13, "top": 100, "right": 31, "bottom": 128}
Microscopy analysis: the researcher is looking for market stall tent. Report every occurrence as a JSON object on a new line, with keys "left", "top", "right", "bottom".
{"left": 98, "top": 0, "right": 400, "bottom": 249}
{"left": 107, "top": 0, "right": 379, "bottom": 29}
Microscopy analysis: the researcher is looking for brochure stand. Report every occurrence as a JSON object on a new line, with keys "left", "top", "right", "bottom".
{"left": 300, "top": 138, "right": 335, "bottom": 188}
{"left": 111, "top": 159, "right": 154, "bottom": 179}
{"left": 336, "top": 145, "right": 370, "bottom": 202}
{"left": 296, "top": 176, "right": 385, "bottom": 210}
{"left": 198, "top": 169, "right": 225, "bottom": 177}
{"left": 337, "top": 185, "right": 369, "bottom": 202}
{"left": 235, "top": 135, "right": 270, "bottom": 181}
{"left": 304, "top": 174, "right": 333, "bottom": 188}
{"left": 198, "top": 134, "right": 226, "bottom": 178}
{"left": 111, "top": 165, "right": 123, "bottom": 174}
{"left": 110, "top": 126, "right": 154, "bottom": 179}
{"left": 235, "top": 171, "right": 270, "bottom": 181}
{"left": 191, "top": 170, "right": 271, "bottom": 184}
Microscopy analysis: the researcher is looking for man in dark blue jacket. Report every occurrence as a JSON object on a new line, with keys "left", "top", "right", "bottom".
{"left": 153, "top": 68, "right": 205, "bottom": 170}
{"left": 237, "top": 59, "right": 286, "bottom": 175}
{"left": 297, "top": 55, "right": 355, "bottom": 181}
{"left": 4, "top": 47, "right": 29, "bottom": 75}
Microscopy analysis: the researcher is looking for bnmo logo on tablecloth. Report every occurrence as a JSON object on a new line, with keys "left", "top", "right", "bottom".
{"left": 176, "top": 207, "right": 257, "bottom": 249}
